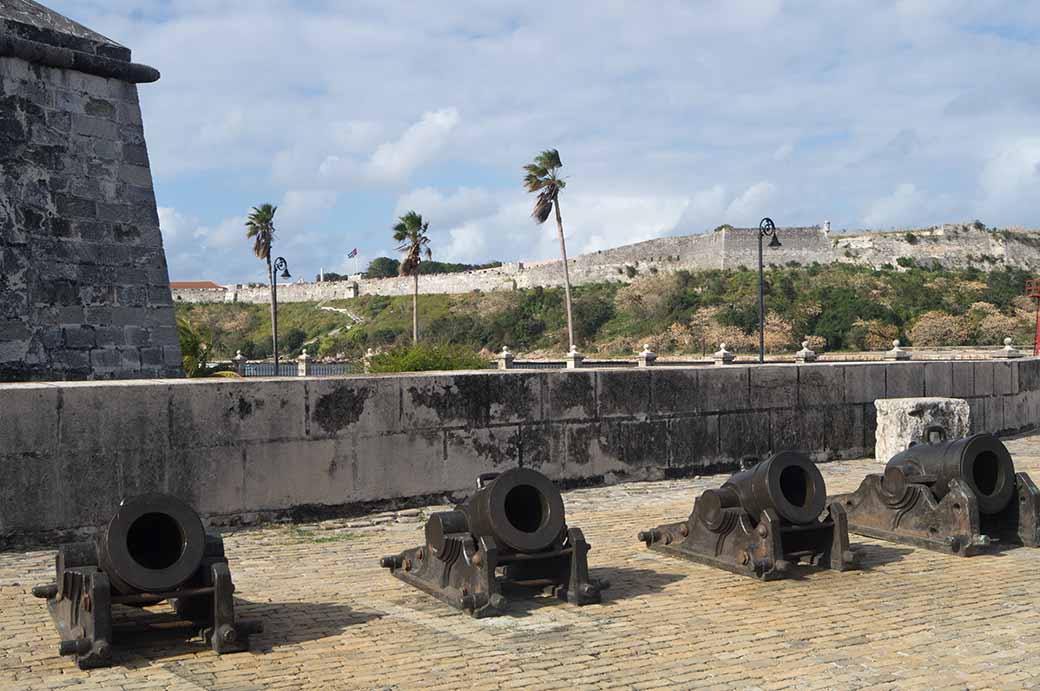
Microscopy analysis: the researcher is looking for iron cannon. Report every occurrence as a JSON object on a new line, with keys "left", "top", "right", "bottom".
{"left": 639, "top": 451, "right": 857, "bottom": 579}
{"left": 380, "top": 468, "right": 607, "bottom": 617}
{"left": 32, "top": 493, "right": 260, "bottom": 669}
{"left": 834, "top": 428, "right": 1040, "bottom": 555}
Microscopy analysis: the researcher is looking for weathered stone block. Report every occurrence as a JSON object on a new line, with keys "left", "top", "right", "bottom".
{"left": 973, "top": 361, "right": 994, "bottom": 396}
{"left": 844, "top": 363, "right": 887, "bottom": 404}
{"left": 545, "top": 371, "right": 596, "bottom": 420}
{"left": 1019, "top": 358, "right": 1040, "bottom": 392}
{"left": 749, "top": 365, "right": 797, "bottom": 409}
{"left": 0, "top": 384, "right": 60, "bottom": 454}
{"left": 951, "top": 361, "right": 975, "bottom": 398}
{"left": 717, "top": 411, "right": 770, "bottom": 463}
{"left": 924, "top": 361, "right": 953, "bottom": 397}
{"left": 874, "top": 397, "right": 970, "bottom": 463}
{"left": 884, "top": 362, "right": 925, "bottom": 398}
{"left": 698, "top": 366, "right": 750, "bottom": 413}
{"left": 307, "top": 377, "right": 400, "bottom": 437}
{"left": 597, "top": 369, "right": 650, "bottom": 418}
{"left": 651, "top": 369, "right": 699, "bottom": 415}
{"left": 799, "top": 364, "right": 844, "bottom": 406}
{"left": 993, "top": 361, "right": 1017, "bottom": 395}
{"left": 667, "top": 414, "right": 719, "bottom": 470}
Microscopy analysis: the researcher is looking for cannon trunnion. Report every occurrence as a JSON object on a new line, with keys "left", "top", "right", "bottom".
{"left": 639, "top": 451, "right": 858, "bottom": 580}
{"left": 32, "top": 494, "right": 260, "bottom": 669}
{"left": 834, "top": 431, "right": 1040, "bottom": 555}
{"left": 380, "top": 468, "right": 607, "bottom": 617}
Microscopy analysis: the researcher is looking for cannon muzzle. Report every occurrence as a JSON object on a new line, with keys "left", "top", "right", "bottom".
{"left": 463, "top": 467, "right": 566, "bottom": 553}
{"left": 97, "top": 493, "right": 207, "bottom": 594}
{"left": 699, "top": 451, "right": 827, "bottom": 528}
{"left": 884, "top": 432, "right": 1015, "bottom": 515}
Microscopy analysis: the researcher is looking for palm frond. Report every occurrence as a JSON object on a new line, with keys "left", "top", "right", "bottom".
{"left": 245, "top": 203, "right": 277, "bottom": 261}
{"left": 531, "top": 193, "right": 553, "bottom": 223}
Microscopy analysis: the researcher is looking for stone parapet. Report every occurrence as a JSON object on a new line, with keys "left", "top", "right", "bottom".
{"left": 2, "top": 357, "right": 1038, "bottom": 539}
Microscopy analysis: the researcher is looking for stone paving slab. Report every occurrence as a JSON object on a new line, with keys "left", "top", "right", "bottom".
{"left": 4, "top": 435, "right": 1040, "bottom": 690}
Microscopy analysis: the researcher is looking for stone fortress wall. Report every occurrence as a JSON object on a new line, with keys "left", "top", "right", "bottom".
{"left": 173, "top": 223, "right": 1040, "bottom": 305}
{"left": 0, "top": 1, "right": 182, "bottom": 380}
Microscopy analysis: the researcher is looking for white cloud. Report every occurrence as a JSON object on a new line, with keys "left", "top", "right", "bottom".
{"left": 725, "top": 182, "right": 778, "bottom": 224}
{"left": 365, "top": 108, "right": 460, "bottom": 183}
{"left": 979, "top": 138, "right": 1040, "bottom": 224}
{"left": 863, "top": 183, "right": 929, "bottom": 228}
{"left": 394, "top": 187, "right": 498, "bottom": 227}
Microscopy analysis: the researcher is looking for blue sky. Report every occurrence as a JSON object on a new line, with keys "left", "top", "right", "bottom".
{"left": 47, "top": 1, "right": 1040, "bottom": 284}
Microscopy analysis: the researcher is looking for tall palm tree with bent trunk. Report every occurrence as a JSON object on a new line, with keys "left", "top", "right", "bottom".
{"left": 524, "top": 148, "right": 575, "bottom": 349}
{"left": 245, "top": 203, "right": 279, "bottom": 364}
{"left": 393, "top": 210, "right": 432, "bottom": 343}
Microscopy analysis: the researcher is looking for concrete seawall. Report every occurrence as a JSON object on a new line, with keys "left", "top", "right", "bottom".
{"left": 2, "top": 358, "right": 1038, "bottom": 540}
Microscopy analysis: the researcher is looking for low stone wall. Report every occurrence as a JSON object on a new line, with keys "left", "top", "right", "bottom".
{"left": 2, "top": 358, "right": 1038, "bottom": 540}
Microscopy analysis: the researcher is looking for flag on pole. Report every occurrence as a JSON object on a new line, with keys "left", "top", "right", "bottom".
{"left": 347, "top": 248, "right": 358, "bottom": 258}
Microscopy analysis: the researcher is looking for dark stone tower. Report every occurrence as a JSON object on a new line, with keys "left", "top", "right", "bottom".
{"left": 0, "top": 0, "right": 182, "bottom": 380}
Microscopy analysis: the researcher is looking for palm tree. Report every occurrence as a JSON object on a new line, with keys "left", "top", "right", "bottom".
{"left": 245, "top": 203, "right": 279, "bottom": 366}
{"left": 524, "top": 148, "right": 575, "bottom": 349}
{"left": 393, "top": 210, "right": 432, "bottom": 342}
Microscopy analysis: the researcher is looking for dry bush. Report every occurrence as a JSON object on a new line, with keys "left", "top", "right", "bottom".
{"left": 613, "top": 273, "right": 680, "bottom": 319}
{"left": 908, "top": 310, "right": 970, "bottom": 346}
{"left": 845, "top": 319, "right": 898, "bottom": 351}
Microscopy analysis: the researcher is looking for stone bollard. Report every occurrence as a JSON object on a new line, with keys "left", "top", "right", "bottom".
{"left": 712, "top": 343, "right": 735, "bottom": 365}
{"left": 883, "top": 339, "right": 910, "bottom": 361}
{"left": 297, "top": 348, "right": 312, "bottom": 377}
{"left": 991, "top": 337, "right": 1023, "bottom": 359}
{"left": 497, "top": 346, "right": 515, "bottom": 370}
{"left": 795, "top": 339, "right": 818, "bottom": 363}
{"left": 874, "top": 397, "right": 970, "bottom": 463}
{"left": 636, "top": 344, "right": 657, "bottom": 368}
{"left": 233, "top": 350, "right": 247, "bottom": 376}
{"left": 565, "top": 345, "right": 585, "bottom": 369}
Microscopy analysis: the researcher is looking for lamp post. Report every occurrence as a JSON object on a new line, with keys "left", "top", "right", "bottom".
{"left": 271, "top": 256, "right": 290, "bottom": 374}
{"left": 757, "top": 218, "right": 781, "bottom": 363}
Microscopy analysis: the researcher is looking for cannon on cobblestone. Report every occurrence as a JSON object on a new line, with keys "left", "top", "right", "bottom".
{"left": 834, "top": 429, "right": 1040, "bottom": 555}
{"left": 639, "top": 451, "right": 858, "bottom": 580}
{"left": 32, "top": 494, "right": 260, "bottom": 669}
{"left": 380, "top": 468, "right": 607, "bottom": 617}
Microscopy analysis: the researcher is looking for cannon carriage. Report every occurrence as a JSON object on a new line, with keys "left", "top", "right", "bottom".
{"left": 639, "top": 451, "right": 858, "bottom": 579}
{"left": 834, "top": 429, "right": 1040, "bottom": 555}
{"left": 380, "top": 467, "right": 607, "bottom": 617}
{"left": 32, "top": 493, "right": 260, "bottom": 669}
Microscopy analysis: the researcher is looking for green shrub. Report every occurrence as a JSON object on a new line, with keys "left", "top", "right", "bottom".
{"left": 904, "top": 232, "right": 919, "bottom": 245}
{"left": 368, "top": 343, "right": 488, "bottom": 373}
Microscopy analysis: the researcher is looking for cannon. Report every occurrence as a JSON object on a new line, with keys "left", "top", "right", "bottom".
{"left": 833, "top": 428, "right": 1040, "bottom": 555}
{"left": 638, "top": 451, "right": 858, "bottom": 579}
{"left": 380, "top": 468, "right": 607, "bottom": 617}
{"left": 32, "top": 494, "right": 260, "bottom": 669}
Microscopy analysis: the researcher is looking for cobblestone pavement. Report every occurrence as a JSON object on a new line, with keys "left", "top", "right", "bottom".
{"left": 4, "top": 435, "right": 1040, "bottom": 690}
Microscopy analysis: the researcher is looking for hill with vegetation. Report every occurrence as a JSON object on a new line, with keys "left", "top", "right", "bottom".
{"left": 175, "top": 262, "right": 1038, "bottom": 362}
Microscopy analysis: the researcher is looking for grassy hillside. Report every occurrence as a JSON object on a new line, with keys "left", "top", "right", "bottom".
{"left": 176, "top": 262, "right": 1038, "bottom": 361}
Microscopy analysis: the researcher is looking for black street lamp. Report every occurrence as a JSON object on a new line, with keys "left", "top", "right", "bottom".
{"left": 272, "top": 256, "right": 290, "bottom": 374}
{"left": 757, "top": 218, "right": 781, "bottom": 363}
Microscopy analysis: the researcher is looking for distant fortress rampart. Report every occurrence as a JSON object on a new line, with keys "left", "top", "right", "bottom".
{"left": 172, "top": 223, "right": 1040, "bottom": 304}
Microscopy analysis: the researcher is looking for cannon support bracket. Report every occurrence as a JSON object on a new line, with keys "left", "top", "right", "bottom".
{"left": 381, "top": 527, "right": 606, "bottom": 618}
{"left": 834, "top": 471, "right": 1040, "bottom": 556}
{"left": 639, "top": 502, "right": 858, "bottom": 581}
{"left": 33, "top": 539, "right": 260, "bottom": 668}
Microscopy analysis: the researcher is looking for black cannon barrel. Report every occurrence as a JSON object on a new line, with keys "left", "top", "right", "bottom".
{"left": 96, "top": 493, "right": 207, "bottom": 594}
{"left": 460, "top": 468, "right": 566, "bottom": 552}
{"left": 697, "top": 451, "right": 827, "bottom": 528}
{"left": 883, "top": 433, "right": 1015, "bottom": 514}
